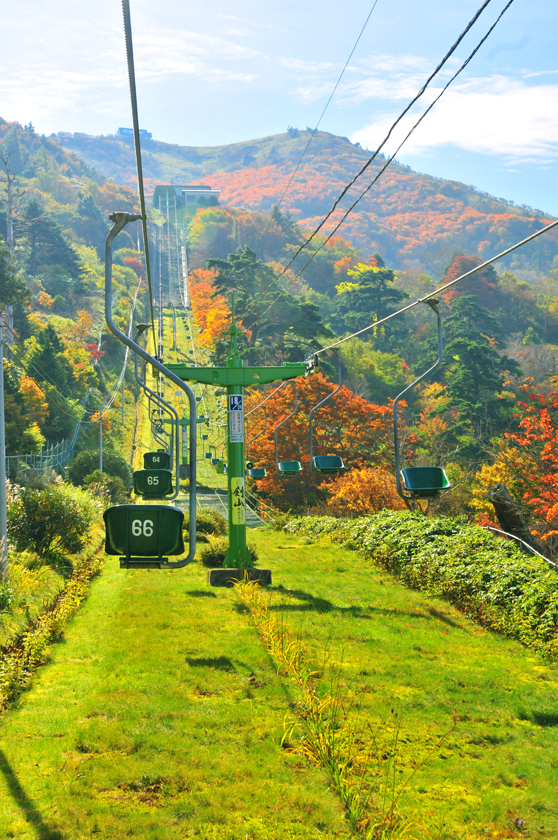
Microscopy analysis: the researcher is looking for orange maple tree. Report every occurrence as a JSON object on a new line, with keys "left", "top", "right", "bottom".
{"left": 188, "top": 268, "right": 231, "bottom": 348}
{"left": 504, "top": 381, "right": 558, "bottom": 539}
{"left": 245, "top": 371, "right": 399, "bottom": 511}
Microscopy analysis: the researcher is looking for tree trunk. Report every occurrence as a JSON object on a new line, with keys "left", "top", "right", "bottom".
{"left": 487, "top": 483, "right": 543, "bottom": 554}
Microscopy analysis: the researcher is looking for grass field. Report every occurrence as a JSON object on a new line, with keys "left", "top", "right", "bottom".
{"left": 1, "top": 526, "right": 558, "bottom": 839}
{"left": 2, "top": 309, "right": 557, "bottom": 838}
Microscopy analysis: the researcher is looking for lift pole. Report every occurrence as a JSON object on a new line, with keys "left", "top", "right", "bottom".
{"left": 167, "top": 298, "right": 314, "bottom": 572}
{"left": 0, "top": 313, "right": 7, "bottom": 583}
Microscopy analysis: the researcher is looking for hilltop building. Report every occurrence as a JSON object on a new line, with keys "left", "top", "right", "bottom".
{"left": 117, "top": 127, "right": 153, "bottom": 140}
{"left": 151, "top": 184, "right": 220, "bottom": 209}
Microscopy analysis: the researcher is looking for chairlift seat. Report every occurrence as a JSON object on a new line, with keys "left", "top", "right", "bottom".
{"left": 249, "top": 468, "right": 267, "bottom": 479}
{"left": 278, "top": 460, "right": 302, "bottom": 476}
{"left": 133, "top": 469, "right": 173, "bottom": 499}
{"left": 144, "top": 451, "right": 171, "bottom": 470}
{"left": 104, "top": 504, "right": 184, "bottom": 568}
{"left": 313, "top": 455, "right": 344, "bottom": 475}
{"left": 201, "top": 434, "right": 209, "bottom": 441}
{"left": 211, "top": 458, "right": 220, "bottom": 466}
{"left": 401, "top": 467, "right": 450, "bottom": 498}
{"left": 204, "top": 452, "right": 212, "bottom": 459}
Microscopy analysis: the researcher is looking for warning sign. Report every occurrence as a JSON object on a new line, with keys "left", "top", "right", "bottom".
{"left": 228, "top": 394, "right": 244, "bottom": 443}
{"left": 231, "top": 477, "right": 245, "bottom": 524}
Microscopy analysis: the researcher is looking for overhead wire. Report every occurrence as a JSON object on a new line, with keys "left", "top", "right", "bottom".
{"left": 254, "top": 0, "right": 380, "bottom": 250}
{"left": 241, "top": 0, "right": 502, "bottom": 323}
{"left": 279, "top": 0, "right": 517, "bottom": 293}
{"left": 314, "top": 219, "right": 558, "bottom": 356}
{"left": 244, "top": 0, "right": 514, "bottom": 332}
{"left": 121, "top": 0, "right": 158, "bottom": 355}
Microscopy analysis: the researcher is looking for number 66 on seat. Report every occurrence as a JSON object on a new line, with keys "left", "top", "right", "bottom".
{"left": 103, "top": 504, "right": 185, "bottom": 569}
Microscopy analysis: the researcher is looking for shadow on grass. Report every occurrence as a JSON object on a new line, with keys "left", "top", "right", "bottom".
{"left": 518, "top": 709, "right": 558, "bottom": 727}
{"left": 268, "top": 586, "right": 462, "bottom": 623}
{"left": 0, "top": 749, "right": 65, "bottom": 839}
{"left": 428, "top": 607, "right": 462, "bottom": 629}
{"left": 185, "top": 656, "right": 236, "bottom": 671}
{"left": 186, "top": 590, "right": 217, "bottom": 598}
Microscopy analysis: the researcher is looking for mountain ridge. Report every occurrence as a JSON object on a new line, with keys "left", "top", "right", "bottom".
{"left": 38, "top": 128, "right": 558, "bottom": 276}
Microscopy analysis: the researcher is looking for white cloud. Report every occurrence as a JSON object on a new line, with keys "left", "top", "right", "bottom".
{"left": 350, "top": 75, "right": 558, "bottom": 164}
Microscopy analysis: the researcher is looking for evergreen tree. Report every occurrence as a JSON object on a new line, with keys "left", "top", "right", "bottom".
{"left": 22, "top": 198, "right": 81, "bottom": 281}
{"left": 442, "top": 295, "right": 520, "bottom": 445}
{"left": 208, "top": 246, "right": 331, "bottom": 364}
{"left": 331, "top": 263, "right": 409, "bottom": 352}
{"left": 73, "top": 193, "right": 109, "bottom": 258}
{"left": 0, "top": 235, "right": 27, "bottom": 308}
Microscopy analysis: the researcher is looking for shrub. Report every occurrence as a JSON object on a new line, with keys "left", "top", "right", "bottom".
{"left": 184, "top": 508, "right": 227, "bottom": 542}
{"left": 7, "top": 483, "right": 100, "bottom": 559}
{"left": 84, "top": 470, "right": 129, "bottom": 504}
{"left": 199, "top": 536, "right": 258, "bottom": 568}
{"left": 67, "top": 450, "right": 133, "bottom": 489}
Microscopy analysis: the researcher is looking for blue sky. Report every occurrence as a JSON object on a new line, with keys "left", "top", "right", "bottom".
{"left": 3, "top": 0, "right": 558, "bottom": 213}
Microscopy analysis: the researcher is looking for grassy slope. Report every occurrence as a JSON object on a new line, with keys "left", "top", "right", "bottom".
{"left": 2, "top": 312, "right": 558, "bottom": 838}
{"left": 2, "top": 527, "right": 558, "bottom": 839}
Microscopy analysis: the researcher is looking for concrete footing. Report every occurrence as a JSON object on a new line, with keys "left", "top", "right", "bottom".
{"left": 207, "top": 568, "right": 272, "bottom": 588}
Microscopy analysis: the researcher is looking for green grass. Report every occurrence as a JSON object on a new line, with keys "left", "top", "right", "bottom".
{"left": 4, "top": 311, "right": 558, "bottom": 838}
{"left": 0, "top": 552, "right": 350, "bottom": 839}
{"left": 2, "top": 527, "right": 558, "bottom": 838}
{"left": 253, "top": 528, "right": 558, "bottom": 839}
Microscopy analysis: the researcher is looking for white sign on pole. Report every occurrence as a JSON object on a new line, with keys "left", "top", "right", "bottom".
{"left": 228, "top": 394, "right": 244, "bottom": 443}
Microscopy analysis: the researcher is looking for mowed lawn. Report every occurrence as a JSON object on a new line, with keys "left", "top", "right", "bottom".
{"left": 0, "top": 550, "right": 350, "bottom": 840}
{"left": 248, "top": 528, "right": 558, "bottom": 840}
{"left": 2, "top": 522, "right": 558, "bottom": 839}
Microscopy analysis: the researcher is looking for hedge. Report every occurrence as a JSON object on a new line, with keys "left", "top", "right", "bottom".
{"left": 285, "top": 511, "right": 558, "bottom": 660}
{"left": 0, "top": 537, "right": 104, "bottom": 713}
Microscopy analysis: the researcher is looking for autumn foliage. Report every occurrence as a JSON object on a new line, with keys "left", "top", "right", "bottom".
{"left": 503, "top": 382, "right": 558, "bottom": 539}
{"left": 188, "top": 268, "right": 231, "bottom": 348}
{"left": 245, "top": 372, "right": 398, "bottom": 512}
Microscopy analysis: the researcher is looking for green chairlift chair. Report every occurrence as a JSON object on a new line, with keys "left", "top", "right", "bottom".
{"left": 104, "top": 504, "right": 185, "bottom": 569}
{"left": 309, "top": 356, "right": 345, "bottom": 476}
{"left": 144, "top": 450, "right": 171, "bottom": 470}
{"left": 393, "top": 299, "right": 451, "bottom": 508}
{"left": 133, "top": 469, "right": 174, "bottom": 499}
{"left": 273, "top": 381, "right": 302, "bottom": 476}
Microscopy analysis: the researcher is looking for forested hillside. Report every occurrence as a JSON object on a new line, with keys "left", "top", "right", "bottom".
{"left": 60, "top": 127, "right": 558, "bottom": 277}
{"left": 0, "top": 118, "right": 145, "bottom": 460}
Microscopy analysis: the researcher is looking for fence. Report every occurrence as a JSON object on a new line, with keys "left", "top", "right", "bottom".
{"left": 5, "top": 390, "right": 90, "bottom": 479}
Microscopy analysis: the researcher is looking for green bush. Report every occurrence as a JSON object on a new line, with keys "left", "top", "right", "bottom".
{"left": 67, "top": 450, "right": 133, "bottom": 489}
{"left": 184, "top": 508, "right": 227, "bottom": 542}
{"left": 83, "top": 470, "right": 129, "bottom": 504}
{"left": 199, "top": 537, "right": 258, "bottom": 568}
{"left": 285, "top": 511, "right": 558, "bottom": 660}
{"left": 7, "top": 484, "right": 100, "bottom": 560}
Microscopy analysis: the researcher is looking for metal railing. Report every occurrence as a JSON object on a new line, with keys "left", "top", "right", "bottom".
{"left": 5, "top": 389, "right": 90, "bottom": 478}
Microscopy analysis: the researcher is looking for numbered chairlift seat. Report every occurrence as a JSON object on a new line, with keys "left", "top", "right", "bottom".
{"left": 144, "top": 450, "right": 171, "bottom": 470}
{"left": 133, "top": 469, "right": 174, "bottom": 499}
{"left": 104, "top": 504, "right": 184, "bottom": 569}
{"left": 274, "top": 381, "right": 302, "bottom": 477}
